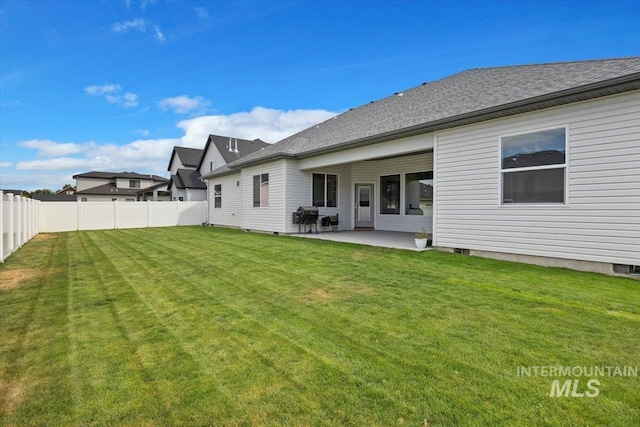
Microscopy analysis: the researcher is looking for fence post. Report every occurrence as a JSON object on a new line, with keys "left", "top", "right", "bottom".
{"left": 15, "top": 195, "right": 22, "bottom": 249}
{"left": 147, "top": 200, "right": 151, "bottom": 228}
{"left": 0, "top": 191, "right": 4, "bottom": 262}
{"left": 7, "top": 193, "right": 14, "bottom": 256}
{"left": 26, "top": 198, "right": 32, "bottom": 240}
{"left": 114, "top": 200, "right": 119, "bottom": 230}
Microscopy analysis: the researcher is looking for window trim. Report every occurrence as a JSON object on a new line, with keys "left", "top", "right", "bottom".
{"left": 129, "top": 179, "right": 141, "bottom": 188}
{"left": 214, "top": 184, "right": 222, "bottom": 209}
{"left": 498, "top": 125, "right": 569, "bottom": 207}
{"left": 311, "top": 173, "right": 339, "bottom": 208}
{"left": 379, "top": 174, "right": 401, "bottom": 215}
{"left": 253, "top": 173, "right": 269, "bottom": 208}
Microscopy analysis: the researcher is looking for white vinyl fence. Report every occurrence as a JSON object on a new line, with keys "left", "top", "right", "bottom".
{"left": 1, "top": 192, "right": 40, "bottom": 263}
{"left": 38, "top": 201, "right": 208, "bottom": 232}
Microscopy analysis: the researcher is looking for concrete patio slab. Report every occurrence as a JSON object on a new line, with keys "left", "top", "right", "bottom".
{"left": 290, "top": 230, "right": 432, "bottom": 251}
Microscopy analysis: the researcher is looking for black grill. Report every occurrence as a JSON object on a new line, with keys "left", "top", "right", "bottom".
{"left": 294, "top": 206, "right": 319, "bottom": 233}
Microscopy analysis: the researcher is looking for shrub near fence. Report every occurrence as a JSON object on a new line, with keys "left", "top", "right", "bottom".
{"left": 38, "top": 200, "right": 208, "bottom": 232}
{"left": 1, "top": 191, "right": 40, "bottom": 263}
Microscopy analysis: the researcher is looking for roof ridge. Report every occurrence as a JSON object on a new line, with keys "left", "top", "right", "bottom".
{"left": 468, "top": 56, "right": 640, "bottom": 71}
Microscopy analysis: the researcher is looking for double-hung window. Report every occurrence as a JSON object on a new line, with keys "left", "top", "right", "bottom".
{"left": 500, "top": 127, "right": 567, "bottom": 204}
{"left": 214, "top": 184, "right": 222, "bottom": 208}
{"left": 253, "top": 173, "right": 269, "bottom": 207}
{"left": 312, "top": 173, "right": 338, "bottom": 207}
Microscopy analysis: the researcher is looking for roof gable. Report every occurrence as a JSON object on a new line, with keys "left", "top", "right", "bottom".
{"left": 167, "top": 147, "right": 204, "bottom": 171}
{"left": 197, "top": 135, "right": 270, "bottom": 170}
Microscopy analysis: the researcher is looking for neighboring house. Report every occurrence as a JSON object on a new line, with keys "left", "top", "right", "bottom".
{"left": 167, "top": 147, "right": 204, "bottom": 201}
{"left": 73, "top": 171, "right": 170, "bottom": 202}
{"left": 167, "top": 136, "right": 268, "bottom": 201}
{"left": 56, "top": 186, "right": 76, "bottom": 196}
{"left": 202, "top": 57, "right": 640, "bottom": 274}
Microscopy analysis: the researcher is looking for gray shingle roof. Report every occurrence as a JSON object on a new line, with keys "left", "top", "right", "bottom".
{"left": 223, "top": 57, "right": 640, "bottom": 171}
{"left": 75, "top": 183, "right": 141, "bottom": 196}
{"left": 168, "top": 147, "right": 204, "bottom": 170}
{"left": 32, "top": 194, "right": 77, "bottom": 202}
{"left": 171, "top": 169, "right": 206, "bottom": 190}
{"left": 202, "top": 135, "right": 270, "bottom": 166}
{"left": 73, "top": 171, "right": 168, "bottom": 181}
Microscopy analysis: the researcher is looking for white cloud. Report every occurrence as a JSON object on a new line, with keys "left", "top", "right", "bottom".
{"left": 111, "top": 17, "right": 164, "bottom": 42}
{"left": 177, "top": 106, "right": 338, "bottom": 145}
{"left": 0, "top": 162, "right": 12, "bottom": 168}
{"left": 85, "top": 84, "right": 138, "bottom": 108}
{"left": 13, "top": 106, "right": 337, "bottom": 190}
{"left": 84, "top": 84, "right": 121, "bottom": 95}
{"left": 18, "top": 139, "right": 84, "bottom": 157}
{"left": 195, "top": 7, "right": 209, "bottom": 19}
{"left": 106, "top": 92, "right": 138, "bottom": 108}
{"left": 16, "top": 138, "right": 178, "bottom": 172}
{"left": 154, "top": 25, "right": 165, "bottom": 42}
{"left": 112, "top": 18, "right": 147, "bottom": 33}
{"left": 159, "top": 95, "right": 211, "bottom": 115}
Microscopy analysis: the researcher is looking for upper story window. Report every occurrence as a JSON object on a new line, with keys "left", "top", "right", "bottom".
{"left": 129, "top": 180, "right": 141, "bottom": 188}
{"left": 253, "top": 173, "right": 269, "bottom": 207}
{"left": 500, "top": 127, "right": 567, "bottom": 204}
{"left": 312, "top": 173, "right": 338, "bottom": 207}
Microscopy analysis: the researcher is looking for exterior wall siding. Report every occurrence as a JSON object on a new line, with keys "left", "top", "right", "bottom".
{"left": 78, "top": 194, "right": 138, "bottom": 202}
{"left": 186, "top": 189, "right": 207, "bottom": 202}
{"left": 284, "top": 161, "right": 352, "bottom": 233}
{"left": 241, "top": 160, "right": 287, "bottom": 233}
{"left": 207, "top": 173, "right": 242, "bottom": 228}
{"left": 435, "top": 91, "right": 640, "bottom": 265}
{"left": 351, "top": 151, "right": 434, "bottom": 233}
{"left": 75, "top": 177, "right": 111, "bottom": 191}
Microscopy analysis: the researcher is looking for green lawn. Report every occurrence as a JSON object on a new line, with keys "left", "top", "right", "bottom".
{"left": 0, "top": 227, "right": 638, "bottom": 426}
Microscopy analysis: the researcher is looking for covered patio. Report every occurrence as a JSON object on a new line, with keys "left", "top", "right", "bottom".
{"left": 290, "top": 230, "right": 432, "bottom": 252}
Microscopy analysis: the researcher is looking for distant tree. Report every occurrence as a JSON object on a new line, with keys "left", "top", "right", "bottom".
{"left": 32, "top": 188, "right": 54, "bottom": 196}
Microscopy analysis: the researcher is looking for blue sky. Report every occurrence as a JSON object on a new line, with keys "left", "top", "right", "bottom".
{"left": 1, "top": 0, "right": 639, "bottom": 191}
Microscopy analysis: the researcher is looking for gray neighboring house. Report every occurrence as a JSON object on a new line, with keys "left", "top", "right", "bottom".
{"left": 168, "top": 136, "right": 269, "bottom": 201}
{"left": 74, "top": 171, "right": 170, "bottom": 202}
{"left": 202, "top": 57, "right": 640, "bottom": 275}
{"left": 167, "top": 147, "right": 205, "bottom": 201}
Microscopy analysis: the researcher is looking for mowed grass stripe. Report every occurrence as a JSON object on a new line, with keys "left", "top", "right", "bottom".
{"left": 86, "top": 229, "right": 319, "bottom": 423}
{"left": 77, "top": 230, "right": 254, "bottom": 425}
{"left": 90, "top": 227, "right": 640, "bottom": 425}
{"left": 94, "top": 229, "right": 404, "bottom": 424}
{"left": 1, "top": 227, "right": 639, "bottom": 426}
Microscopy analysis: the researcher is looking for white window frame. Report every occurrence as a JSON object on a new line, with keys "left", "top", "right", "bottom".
{"left": 311, "top": 173, "right": 339, "bottom": 208}
{"left": 253, "top": 173, "right": 269, "bottom": 208}
{"left": 498, "top": 125, "right": 569, "bottom": 207}
{"left": 129, "top": 180, "right": 141, "bottom": 188}
{"left": 214, "top": 184, "right": 222, "bottom": 208}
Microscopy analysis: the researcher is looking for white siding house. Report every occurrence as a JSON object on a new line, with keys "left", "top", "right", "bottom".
{"left": 207, "top": 173, "right": 243, "bottom": 228}
{"left": 202, "top": 58, "right": 640, "bottom": 275}
{"left": 435, "top": 90, "right": 640, "bottom": 266}
{"left": 74, "top": 172, "right": 169, "bottom": 202}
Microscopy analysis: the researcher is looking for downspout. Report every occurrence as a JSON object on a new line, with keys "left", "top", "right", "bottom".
{"left": 432, "top": 131, "right": 438, "bottom": 247}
